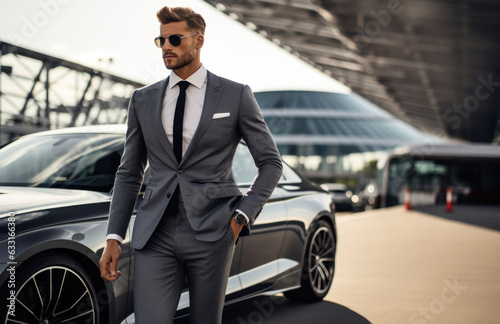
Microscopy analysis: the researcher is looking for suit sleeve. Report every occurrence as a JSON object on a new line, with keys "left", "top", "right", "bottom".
{"left": 106, "top": 90, "right": 148, "bottom": 239}
{"left": 236, "top": 85, "right": 283, "bottom": 224}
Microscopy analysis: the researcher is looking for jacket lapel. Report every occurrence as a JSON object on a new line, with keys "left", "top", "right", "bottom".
{"left": 181, "top": 72, "right": 222, "bottom": 165}
{"left": 154, "top": 76, "right": 178, "bottom": 163}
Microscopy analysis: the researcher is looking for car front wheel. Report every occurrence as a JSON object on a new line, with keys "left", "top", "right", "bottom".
{"left": 284, "top": 219, "right": 336, "bottom": 302}
{"left": 3, "top": 253, "right": 101, "bottom": 324}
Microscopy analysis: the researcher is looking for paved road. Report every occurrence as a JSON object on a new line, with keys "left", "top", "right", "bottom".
{"left": 175, "top": 205, "right": 500, "bottom": 324}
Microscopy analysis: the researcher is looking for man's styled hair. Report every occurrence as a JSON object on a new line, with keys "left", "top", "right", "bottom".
{"left": 157, "top": 6, "right": 206, "bottom": 34}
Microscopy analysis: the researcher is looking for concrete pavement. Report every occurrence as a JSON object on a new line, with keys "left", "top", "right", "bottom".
{"left": 329, "top": 205, "right": 500, "bottom": 324}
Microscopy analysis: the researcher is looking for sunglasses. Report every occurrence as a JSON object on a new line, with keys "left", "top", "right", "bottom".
{"left": 154, "top": 31, "right": 199, "bottom": 48}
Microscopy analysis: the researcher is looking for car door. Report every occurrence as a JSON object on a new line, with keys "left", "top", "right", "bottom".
{"left": 232, "top": 143, "right": 287, "bottom": 290}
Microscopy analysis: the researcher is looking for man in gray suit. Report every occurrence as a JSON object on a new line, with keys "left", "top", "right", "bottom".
{"left": 99, "top": 6, "right": 282, "bottom": 324}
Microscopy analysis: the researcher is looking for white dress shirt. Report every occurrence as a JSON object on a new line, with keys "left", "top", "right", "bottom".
{"left": 107, "top": 65, "right": 248, "bottom": 244}
{"left": 162, "top": 65, "right": 207, "bottom": 156}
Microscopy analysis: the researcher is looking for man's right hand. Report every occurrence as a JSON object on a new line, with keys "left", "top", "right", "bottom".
{"left": 99, "top": 239, "right": 122, "bottom": 282}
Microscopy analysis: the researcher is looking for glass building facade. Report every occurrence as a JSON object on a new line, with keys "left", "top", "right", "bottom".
{"left": 254, "top": 90, "right": 432, "bottom": 185}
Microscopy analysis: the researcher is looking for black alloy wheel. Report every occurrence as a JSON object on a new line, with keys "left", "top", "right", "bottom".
{"left": 3, "top": 253, "right": 101, "bottom": 324}
{"left": 284, "top": 219, "right": 336, "bottom": 302}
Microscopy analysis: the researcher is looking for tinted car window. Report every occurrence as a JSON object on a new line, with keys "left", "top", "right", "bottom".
{"left": 232, "top": 144, "right": 259, "bottom": 184}
{"left": 0, "top": 134, "right": 124, "bottom": 192}
{"left": 233, "top": 143, "right": 295, "bottom": 184}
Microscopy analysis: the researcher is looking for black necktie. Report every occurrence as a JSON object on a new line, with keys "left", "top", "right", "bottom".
{"left": 173, "top": 81, "right": 190, "bottom": 163}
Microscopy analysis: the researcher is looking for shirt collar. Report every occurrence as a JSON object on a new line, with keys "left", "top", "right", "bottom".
{"left": 169, "top": 64, "right": 207, "bottom": 90}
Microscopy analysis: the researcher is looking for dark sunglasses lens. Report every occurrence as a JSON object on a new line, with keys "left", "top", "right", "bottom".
{"left": 155, "top": 35, "right": 183, "bottom": 47}
{"left": 169, "top": 35, "right": 182, "bottom": 46}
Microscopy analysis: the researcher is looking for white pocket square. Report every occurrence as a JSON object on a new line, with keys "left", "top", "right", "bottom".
{"left": 213, "top": 112, "right": 230, "bottom": 119}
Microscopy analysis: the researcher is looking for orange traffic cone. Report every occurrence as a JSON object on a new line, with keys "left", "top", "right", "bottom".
{"left": 446, "top": 187, "right": 453, "bottom": 212}
{"left": 405, "top": 187, "right": 411, "bottom": 210}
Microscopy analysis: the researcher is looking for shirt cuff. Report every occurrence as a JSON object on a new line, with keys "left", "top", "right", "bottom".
{"left": 235, "top": 209, "right": 250, "bottom": 225}
{"left": 106, "top": 234, "right": 124, "bottom": 244}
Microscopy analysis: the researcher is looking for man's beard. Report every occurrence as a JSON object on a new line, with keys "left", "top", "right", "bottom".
{"left": 164, "top": 50, "right": 196, "bottom": 71}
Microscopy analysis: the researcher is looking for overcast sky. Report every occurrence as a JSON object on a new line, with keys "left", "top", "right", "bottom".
{"left": 0, "top": 0, "right": 349, "bottom": 93}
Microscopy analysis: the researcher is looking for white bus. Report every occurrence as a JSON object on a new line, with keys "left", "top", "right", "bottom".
{"left": 379, "top": 144, "right": 500, "bottom": 208}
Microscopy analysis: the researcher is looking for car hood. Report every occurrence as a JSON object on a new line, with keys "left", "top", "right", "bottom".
{"left": 0, "top": 186, "right": 110, "bottom": 215}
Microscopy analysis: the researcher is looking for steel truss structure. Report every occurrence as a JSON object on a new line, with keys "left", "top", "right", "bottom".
{"left": 0, "top": 41, "right": 144, "bottom": 145}
{"left": 204, "top": 0, "right": 500, "bottom": 143}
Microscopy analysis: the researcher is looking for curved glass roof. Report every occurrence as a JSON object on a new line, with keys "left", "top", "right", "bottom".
{"left": 254, "top": 90, "right": 430, "bottom": 145}
{"left": 263, "top": 117, "right": 424, "bottom": 141}
{"left": 255, "top": 91, "right": 390, "bottom": 115}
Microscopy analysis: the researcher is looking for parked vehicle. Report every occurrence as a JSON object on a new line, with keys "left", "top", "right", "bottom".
{"left": 379, "top": 144, "right": 500, "bottom": 207}
{"left": 351, "top": 182, "right": 380, "bottom": 212}
{"left": 0, "top": 125, "right": 337, "bottom": 323}
{"left": 321, "top": 183, "right": 354, "bottom": 211}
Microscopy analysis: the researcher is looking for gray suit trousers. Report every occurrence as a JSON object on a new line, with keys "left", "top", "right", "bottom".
{"left": 133, "top": 192, "right": 235, "bottom": 324}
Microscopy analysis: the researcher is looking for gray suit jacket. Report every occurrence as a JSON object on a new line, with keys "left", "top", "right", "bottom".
{"left": 106, "top": 71, "right": 283, "bottom": 249}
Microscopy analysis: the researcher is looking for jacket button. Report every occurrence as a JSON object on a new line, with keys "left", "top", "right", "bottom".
{"left": 177, "top": 169, "right": 183, "bottom": 174}
{"left": 167, "top": 193, "right": 171, "bottom": 198}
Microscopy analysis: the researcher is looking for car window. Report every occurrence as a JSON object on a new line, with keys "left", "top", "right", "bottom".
{"left": 233, "top": 143, "right": 300, "bottom": 185}
{"left": 0, "top": 134, "right": 124, "bottom": 192}
{"left": 233, "top": 144, "right": 259, "bottom": 184}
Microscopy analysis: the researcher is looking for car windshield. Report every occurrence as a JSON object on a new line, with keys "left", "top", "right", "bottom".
{"left": 0, "top": 133, "right": 124, "bottom": 192}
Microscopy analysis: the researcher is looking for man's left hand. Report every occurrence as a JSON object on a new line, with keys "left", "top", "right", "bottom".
{"left": 229, "top": 217, "right": 244, "bottom": 242}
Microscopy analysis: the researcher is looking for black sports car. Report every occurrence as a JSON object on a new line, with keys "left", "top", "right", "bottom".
{"left": 0, "top": 125, "right": 337, "bottom": 324}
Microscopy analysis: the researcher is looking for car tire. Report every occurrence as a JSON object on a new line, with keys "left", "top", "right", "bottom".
{"left": 2, "top": 252, "right": 102, "bottom": 324}
{"left": 284, "top": 219, "right": 336, "bottom": 302}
